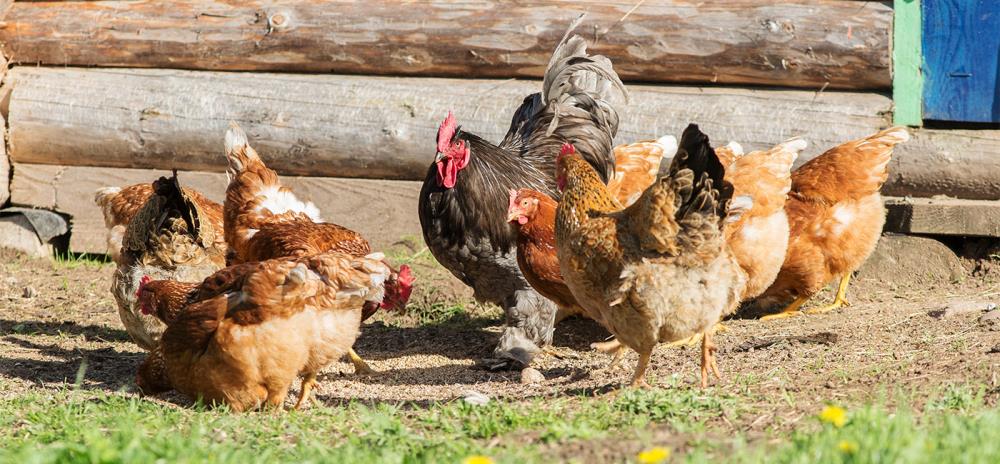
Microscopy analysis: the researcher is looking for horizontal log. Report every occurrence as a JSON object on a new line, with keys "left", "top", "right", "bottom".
{"left": 9, "top": 67, "right": 1000, "bottom": 200}
{"left": 7, "top": 66, "right": 891, "bottom": 179}
{"left": 9, "top": 163, "right": 423, "bottom": 254}
{"left": 884, "top": 197, "right": 1000, "bottom": 237}
{"left": 0, "top": 0, "right": 892, "bottom": 90}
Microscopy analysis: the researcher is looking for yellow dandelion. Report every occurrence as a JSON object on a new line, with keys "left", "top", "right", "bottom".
{"left": 819, "top": 405, "right": 848, "bottom": 428}
{"left": 461, "top": 456, "right": 494, "bottom": 464}
{"left": 838, "top": 440, "right": 859, "bottom": 454}
{"left": 636, "top": 446, "right": 671, "bottom": 464}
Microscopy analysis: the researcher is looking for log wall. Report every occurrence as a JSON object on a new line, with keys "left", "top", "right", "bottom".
{"left": 9, "top": 163, "right": 423, "bottom": 254}
{"left": 0, "top": 0, "right": 892, "bottom": 90}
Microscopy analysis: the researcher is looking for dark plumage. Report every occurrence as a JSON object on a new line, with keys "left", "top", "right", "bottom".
{"left": 418, "top": 21, "right": 627, "bottom": 367}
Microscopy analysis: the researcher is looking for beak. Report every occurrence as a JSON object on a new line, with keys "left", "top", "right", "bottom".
{"left": 434, "top": 152, "right": 445, "bottom": 163}
{"left": 506, "top": 208, "right": 521, "bottom": 223}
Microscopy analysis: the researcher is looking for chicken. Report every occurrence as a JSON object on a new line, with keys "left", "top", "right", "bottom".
{"left": 108, "top": 173, "right": 227, "bottom": 350}
{"left": 418, "top": 21, "right": 626, "bottom": 367}
{"left": 95, "top": 182, "right": 225, "bottom": 266}
{"left": 506, "top": 137, "right": 675, "bottom": 326}
{"left": 555, "top": 125, "right": 749, "bottom": 388}
{"left": 755, "top": 127, "right": 910, "bottom": 319}
{"left": 134, "top": 252, "right": 392, "bottom": 411}
{"left": 222, "top": 123, "right": 414, "bottom": 372}
{"left": 725, "top": 138, "right": 805, "bottom": 301}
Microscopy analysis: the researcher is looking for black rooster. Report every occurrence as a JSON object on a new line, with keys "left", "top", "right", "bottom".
{"left": 418, "top": 19, "right": 627, "bottom": 367}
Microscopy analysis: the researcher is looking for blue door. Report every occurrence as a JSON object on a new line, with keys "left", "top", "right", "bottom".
{"left": 922, "top": 0, "right": 1000, "bottom": 123}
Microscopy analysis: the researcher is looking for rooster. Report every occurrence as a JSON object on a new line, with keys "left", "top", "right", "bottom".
{"left": 107, "top": 173, "right": 227, "bottom": 350}
{"left": 756, "top": 127, "right": 910, "bottom": 319}
{"left": 418, "top": 20, "right": 626, "bottom": 367}
{"left": 134, "top": 252, "right": 392, "bottom": 411}
{"left": 222, "top": 123, "right": 414, "bottom": 373}
{"left": 555, "top": 125, "right": 749, "bottom": 388}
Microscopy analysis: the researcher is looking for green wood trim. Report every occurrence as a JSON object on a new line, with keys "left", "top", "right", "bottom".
{"left": 893, "top": 0, "right": 923, "bottom": 126}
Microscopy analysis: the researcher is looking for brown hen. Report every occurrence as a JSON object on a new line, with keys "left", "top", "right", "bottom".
{"left": 756, "top": 127, "right": 910, "bottom": 319}
{"left": 107, "top": 173, "right": 227, "bottom": 350}
{"left": 135, "top": 252, "right": 391, "bottom": 411}
{"left": 555, "top": 125, "right": 748, "bottom": 388}
{"left": 222, "top": 123, "right": 413, "bottom": 373}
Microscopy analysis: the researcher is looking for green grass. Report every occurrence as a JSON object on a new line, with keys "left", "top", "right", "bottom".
{"left": 51, "top": 252, "right": 112, "bottom": 271}
{"left": 3, "top": 383, "right": 999, "bottom": 463}
{"left": 0, "top": 380, "right": 736, "bottom": 464}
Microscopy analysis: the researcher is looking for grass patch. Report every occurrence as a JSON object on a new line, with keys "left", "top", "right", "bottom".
{"left": 0, "top": 380, "right": 737, "bottom": 464}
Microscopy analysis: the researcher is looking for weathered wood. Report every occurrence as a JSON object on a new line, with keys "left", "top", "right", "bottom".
{"left": 7, "top": 66, "right": 893, "bottom": 180}
{"left": 0, "top": 0, "right": 892, "bottom": 90}
{"left": 884, "top": 196, "right": 1000, "bottom": 237}
{"left": 0, "top": 112, "right": 8, "bottom": 207}
{"left": 9, "top": 163, "right": 423, "bottom": 254}
{"left": 885, "top": 128, "right": 1000, "bottom": 201}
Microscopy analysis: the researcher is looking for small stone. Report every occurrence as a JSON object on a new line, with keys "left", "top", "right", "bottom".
{"left": 520, "top": 367, "right": 545, "bottom": 384}
{"left": 928, "top": 300, "right": 997, "bottom": 319}
{"left": 979, "top": 310, "right": 1000, "bottom": 329}
{"left": 462, "top": 391, "right": 490, "bottom": 406}
{"left": 21, "top": 286, "right": 37, "bottom": 299}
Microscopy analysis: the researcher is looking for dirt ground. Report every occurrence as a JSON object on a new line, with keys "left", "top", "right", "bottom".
{"left": 1, "top": 245, "right": 999, "bottom": 437}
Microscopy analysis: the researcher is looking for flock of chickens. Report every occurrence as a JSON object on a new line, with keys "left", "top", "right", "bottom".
{"left": 86, "top": 26, "right": 910, "bottom": 411}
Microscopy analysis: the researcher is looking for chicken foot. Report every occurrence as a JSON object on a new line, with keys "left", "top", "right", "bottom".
{"left": 759, "top": 295, "right": 809, "bottom": 321}
{"left": 591, "top": 339, "right": 626, "bottom": 371}
{"left": 700, "top": 330, "right": 722, "bottom": 388}
{"left": 804, "top": 274, "right": 852, "bottom": 315}
{"left": 664, "top": 323, "right": 727, "bottom": 348}
{"left": 630, "top": 349, "right": 652, "bottom": 388}
{"left": 348, "top": 349, "right": 377, "bottom": 376}
{"left": 294, "top": 372, "right": 318, "bottom": 410}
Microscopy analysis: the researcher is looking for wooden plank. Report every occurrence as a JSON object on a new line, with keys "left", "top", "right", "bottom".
{"left": 8, "top": 163, "right": 423, "bottom": 254}
{"left": 885, "top": 128, "right": 1000, "bottom": 201}
{"left": 6, "top": 66, "right": 893, "bottom": 181}
{"left": 0, "top": 0, "right": 893, "bottom": 90}
{"left": 892, "top": 0, "right": 923, "bottom": 126}
{"left": 921, "top": 0, "right": 1000, "bottom": 122}
{"left": 884, "top": 196, "right": 1000, "bottom": 237}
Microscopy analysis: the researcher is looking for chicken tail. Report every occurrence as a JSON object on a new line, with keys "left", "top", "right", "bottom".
{"left": 151, "top": 171, "right": 202, "bottom": 244}
{"left": 607, "top": 135, "right": 675, "bottom": 207}
{"left": 224, "top": 122, "right": 263, "bottom": 180}
{"left": 94, "top": 186, "right": 124, "bottom": 229}
{"left": 791, "top": 127, "right": 909, "bottom": 202}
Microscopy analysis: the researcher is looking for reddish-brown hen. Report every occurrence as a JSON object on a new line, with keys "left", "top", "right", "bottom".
{"left": 756, "top": 127, "right": 910, "bottom": 319}
{"left": 222, "top": 123, "right": 413, "bottom": 372}
{"left": 135, "top": 252, "right": 392, "bottom": 411}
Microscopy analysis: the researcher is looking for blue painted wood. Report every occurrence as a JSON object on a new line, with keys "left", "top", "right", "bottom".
{"left": 922, "top": 0, "right": 1000, "bottom": 123}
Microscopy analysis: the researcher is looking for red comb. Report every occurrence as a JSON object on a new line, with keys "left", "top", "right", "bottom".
{"left": 135, "top": 275, "right": 152, "bottom": 297}
{"left": 437, "top": 112, "right": 458, "bottom": 154}
{"left": 557, "top": 143, "right": 576, "bottom": 163}
{"left": 397, "top": 265, "right": 415, "bottom": 287}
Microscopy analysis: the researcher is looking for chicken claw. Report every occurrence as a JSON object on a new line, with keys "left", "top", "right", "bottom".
{"left": 294, "top": 372, "right": 318, "bottom": 410}
{"left": 759, "top": 296, "right": 809, "bottom": 321}
{"left": 591, "top": 339, "right": 626, "bottom": 371}
{"left": 348, "top": 349, "right": 378, "bottom": 376}
{"left": 699, "top": 331, "right": 722, "bottom": 388}
{"left": 629, "top": 350, "right": 653, "bottom": 388}
{"left": 542, "top": 345, "right": 581, "bottom": 360}
{"left": 804, "top": 274, "right": 852, "bottom": 315}
{"left": 665, "top": 323, "right": 727, "bottom": 348}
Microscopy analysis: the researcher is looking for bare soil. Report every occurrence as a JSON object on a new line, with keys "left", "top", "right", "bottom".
{"left": 2, "top": 247, "right": 999, "bottom": 436}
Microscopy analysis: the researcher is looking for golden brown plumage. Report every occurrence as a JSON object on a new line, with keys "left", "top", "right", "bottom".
{"left": 108, "top": 174, "right": 228, "bottom": 351}
{"left": 134, "top": 252, "right": 391, "bottom": 411}
{"left": 756, "top": 127, "right": 910, "bottom": 318}
{"left": 506, "top": 137, "right": 675, "bottom": 325}
{"left": 724, "top": 138, "right": 805, "bottom": 300}
{"left": 555, "top": 125, "right": 747, "bottom": 388}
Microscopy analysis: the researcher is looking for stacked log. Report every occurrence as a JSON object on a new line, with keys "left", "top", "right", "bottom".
{"left": 0, "top": 0, "right": 998, "bottom": 252}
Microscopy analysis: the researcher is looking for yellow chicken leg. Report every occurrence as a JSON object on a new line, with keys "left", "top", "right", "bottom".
{"left": 700, "top": 330, "right": 722, "bottom": 388}
{"left": 665, "top": 322, "right": 727, "bottom": 348}
{"left": 760, "top": 296, "right": 810, "bottom": 321}
{"left": 805, "top": 274, "right": 852, "bottom": 315}
{"left": 294, "top": 372, "right": 317, "bottom": 410}
{"left": 630, "top": 349, "right": 652, "bottom": 389}
{"left": 591, "top": 339, "right": 626, "bottom": 371}
{"left": 348, "top": 348, "right": 377, "bottom": 376}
